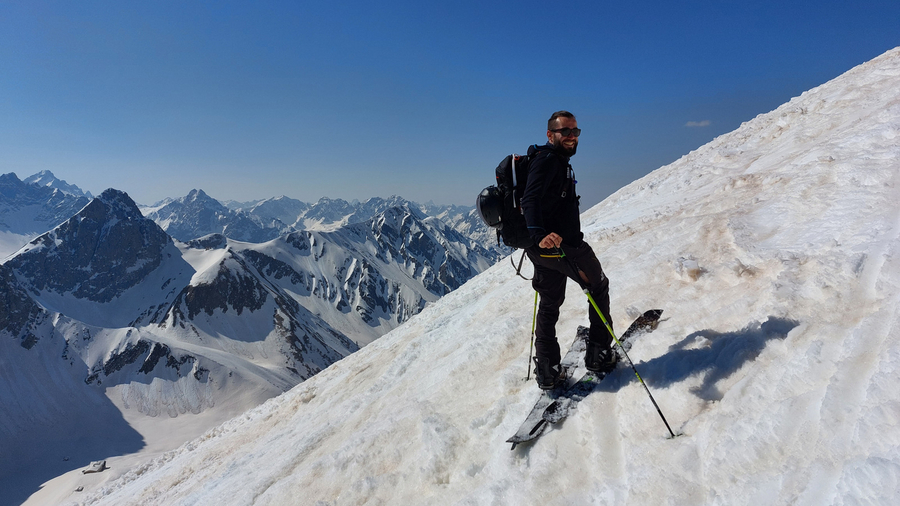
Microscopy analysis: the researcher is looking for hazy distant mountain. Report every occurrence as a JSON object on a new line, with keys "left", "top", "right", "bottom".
{"left": 435, "top": 205, "right": 503, "bottom": 252}
{"left": 22, "top": 170, "right": 94, "bottom": 199}
{"left": 237, "top": 194, "right": 502, "bottom": 254}
{"left": 146, "top": 191, "right": 504, "bottom": 262}
{"left": 0, "top": 173, "right": 91, "bottom": 234}
{"left": 293, "top": 196, "right": 480, "bottom": 233}
{"left": 297, "top": 196, "right": 359, "bottom": 228}
{"left": 220, "top": 198, "right": 263, "bottom": 210}
{"left": 141, "top": 189, "right": 291, "bottom": 242}
{"left": 0, "top": 172, "right": 91, "bottom": 259}
{"left": 236, "top": 196, "right": 309, "bottom": 229}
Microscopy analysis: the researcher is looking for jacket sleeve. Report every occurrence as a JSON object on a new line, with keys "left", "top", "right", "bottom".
{"left": 521, "top": 151, "right": 558, "bottom": 243}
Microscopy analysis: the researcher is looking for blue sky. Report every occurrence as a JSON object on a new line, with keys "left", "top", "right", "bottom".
{"left": 1, "top": 1, "right": 898, "bottom": 208}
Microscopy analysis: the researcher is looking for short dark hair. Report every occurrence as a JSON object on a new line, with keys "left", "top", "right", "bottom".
{"left": 548, "top": 110, "right": 576, "bottom": 130}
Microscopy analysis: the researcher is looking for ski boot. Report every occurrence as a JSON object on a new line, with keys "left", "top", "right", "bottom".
{"left": 532, "top": 356, "right": 562, "bottom": 390}
{"left": 585, "top": 341, "right": 617, "bottom": 374}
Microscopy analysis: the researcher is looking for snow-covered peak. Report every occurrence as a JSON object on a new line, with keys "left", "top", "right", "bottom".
{"left": 23, "top": 170, "right": 94, "bottom": 199}
{"left": 94, "top": 188, "right": 145, "bottom": 220}
{"left": 7, "top": 187, "right": 177, "bottom": 311}
{"left": 143, "top": 189, "right": 288, "bottom": 242}
{"left": 68, "top": 47, "right": 900, "bottom": 506}
{"left": 240, "top": 196, "right": 309, "bottom": 228}
{"left": 184, "top": 188, "right": 216, "bottom": 204}
{"left": 0, "top": 173, "right": 91, "bottom": 258}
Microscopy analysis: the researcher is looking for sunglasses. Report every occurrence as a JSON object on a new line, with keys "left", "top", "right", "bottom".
{"left": 550, "top": 127, "right": 581, "bottom": 137}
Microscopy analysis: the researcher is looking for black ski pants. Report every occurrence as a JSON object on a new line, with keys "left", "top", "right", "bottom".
{"left": 525, "top": 241, "right": 614, "bottom": 367}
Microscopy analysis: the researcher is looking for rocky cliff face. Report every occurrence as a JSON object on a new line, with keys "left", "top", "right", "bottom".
{"left": 159, "top": 247, "right": 359, "bottom": 380}
{"left": 0, "top": 262, "right": 47, "bottom": 348}
{"left": 8, "top": 189, "right": 172, "bottom": 303}
{"left": 224, "top": 203, "right": 497, "bottom": 343}
{"left": 346, "top": 204, "right": 485, "bottom": 296}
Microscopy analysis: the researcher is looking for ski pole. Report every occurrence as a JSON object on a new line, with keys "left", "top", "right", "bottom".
{"left": 584, "top": 290, "right": 678, "bottom": 439}
{"left": 555, "top": 247, "right": 678, "bottom": 438}
{"left": 526, "top": 291, "right": 538, "bottom": 381}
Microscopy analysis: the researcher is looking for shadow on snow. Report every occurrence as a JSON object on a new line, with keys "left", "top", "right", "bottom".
{"left": 598, "top": 317, "right": 800, "bottom": 401}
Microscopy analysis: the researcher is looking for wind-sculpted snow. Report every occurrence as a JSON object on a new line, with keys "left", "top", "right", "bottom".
{"left": 56, "top": 47, "right": 900, "bottom": 506}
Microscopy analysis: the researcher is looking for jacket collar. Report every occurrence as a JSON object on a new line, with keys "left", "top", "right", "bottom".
{"left": 529, "top": 142, "right": 571, "bottom": 162}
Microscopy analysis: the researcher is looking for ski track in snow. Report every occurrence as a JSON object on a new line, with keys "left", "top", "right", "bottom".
{"left": 17, "top": 47, "right": 900, "bottom": 506}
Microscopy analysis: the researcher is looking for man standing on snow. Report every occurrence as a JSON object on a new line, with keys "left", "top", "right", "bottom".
{"left": 521, "top": 110, "right": 617, "bottom": 390}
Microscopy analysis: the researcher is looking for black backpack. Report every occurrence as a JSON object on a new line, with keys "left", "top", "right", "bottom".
{"left": 476, "top": 148, "right": 537, "bottom": 249}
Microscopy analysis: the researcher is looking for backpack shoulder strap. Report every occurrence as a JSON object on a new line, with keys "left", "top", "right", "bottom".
{"left": 511, "top": 153, "right": 519, "bottom": 191}
{"left": 511, "top": 249, "right": 531, "bottom": 280}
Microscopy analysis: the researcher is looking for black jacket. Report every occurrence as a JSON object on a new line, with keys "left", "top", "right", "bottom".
{"left": 521, "top": 143, "right": 582, "bottom": 247}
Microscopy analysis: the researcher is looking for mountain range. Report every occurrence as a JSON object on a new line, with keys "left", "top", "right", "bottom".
{"left": 144, "top": 190, "right": 496, "bottom": 248}
{"left": 2, "top": 172, "right": 500, "bottom": 256}
{"left": 0, "top": 176, "right": 499, "bottom": 505}
{"left": 22, "top": 170, "right": 94, "bottom": 200}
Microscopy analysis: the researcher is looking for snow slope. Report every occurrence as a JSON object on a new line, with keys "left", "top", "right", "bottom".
{"left": 46, "top": 47, "right": 900, "bottom": 505}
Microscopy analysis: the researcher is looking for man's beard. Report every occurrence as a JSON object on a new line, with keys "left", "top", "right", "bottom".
{"left": 559, "top": 142, "right": 577, "bottom": 157}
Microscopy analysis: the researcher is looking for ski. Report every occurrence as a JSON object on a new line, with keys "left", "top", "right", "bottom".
{"left": 507, "top": 309, "right": 663, "bottom": 449}
{"left": 504, "top": 331, "right": 586, "bottom": 450}
{"left": 543, "top": 309, "right": 663, "bottom": 424}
